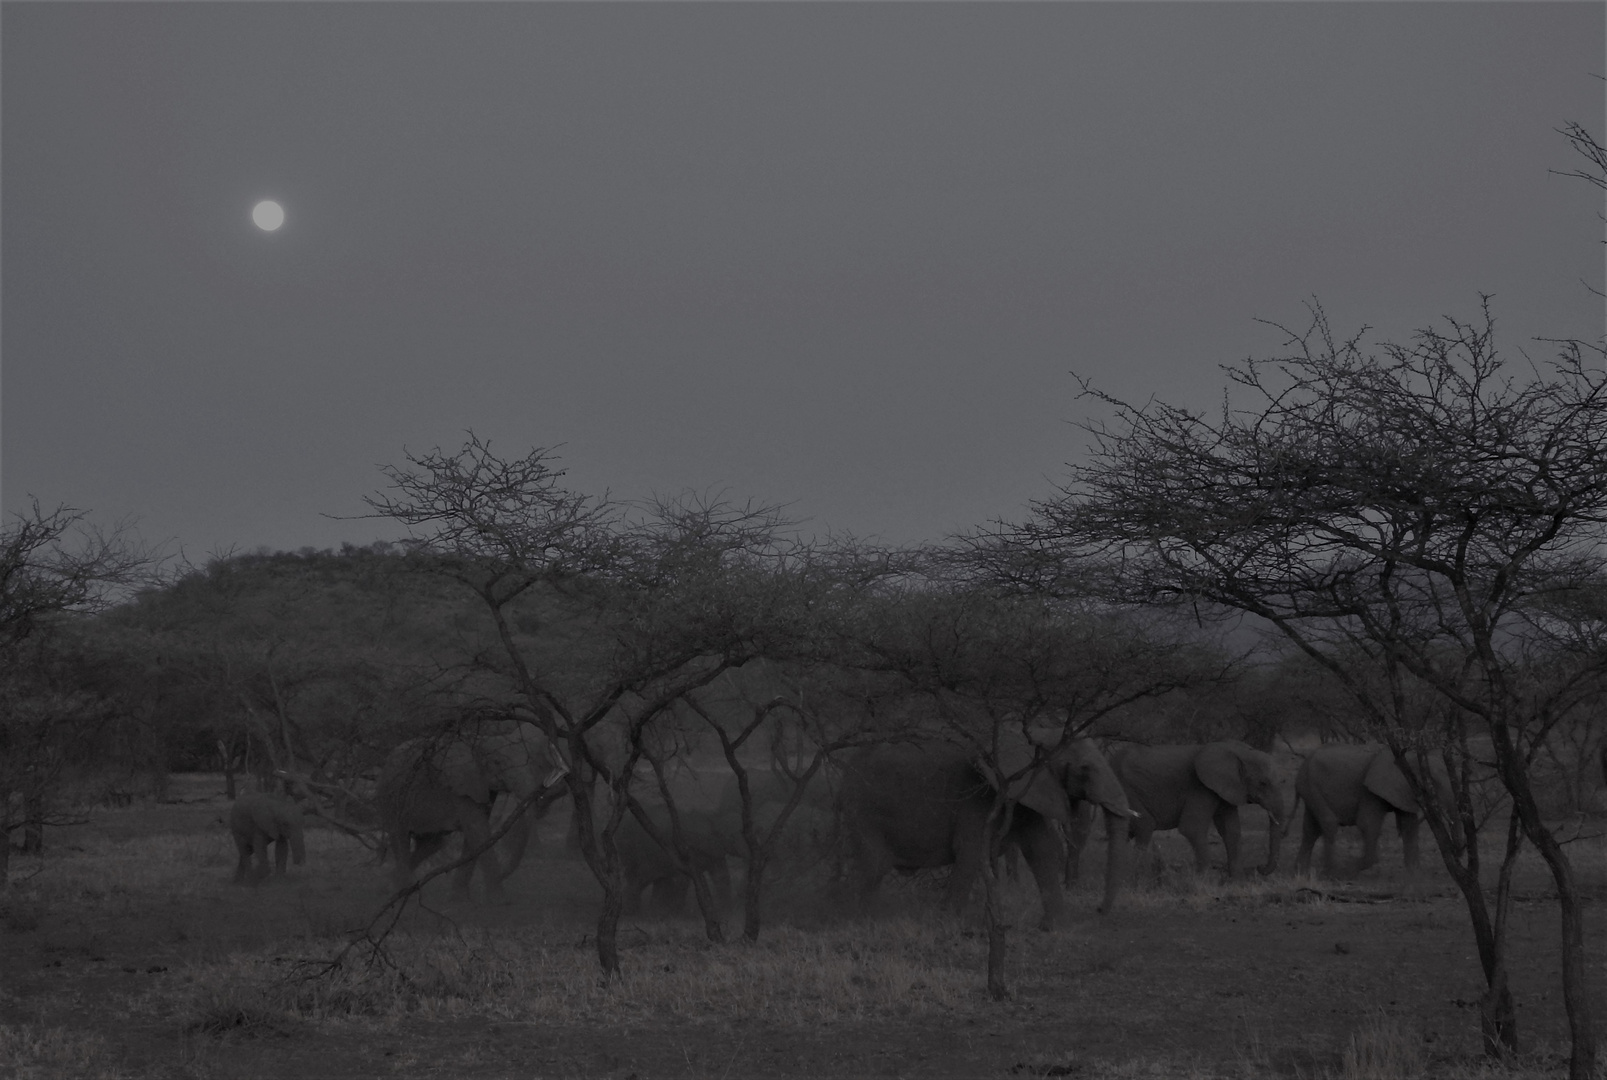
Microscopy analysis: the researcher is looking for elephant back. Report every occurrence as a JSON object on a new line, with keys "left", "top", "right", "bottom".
{"left": 840, "top": 743, "right": 985, "bottom": 832}
{"left": 1299, "top": 744, "right": 1421, "bottom": 818}
{"left": 379, "top": 737, "right": 492, "bottom": 809}
{"left": 1361, "top": 746, "right": 1454, "bottom": 815}
{"left": 229, "top": 791, "right": 305, "bottom": 858}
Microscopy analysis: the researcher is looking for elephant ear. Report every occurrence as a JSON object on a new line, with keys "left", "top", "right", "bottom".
{"left": 1362, "top": 750, "right": 1420, "bottom": 813}
{"left": 435, "top": 742, "right": 493, "bottom": 805}
{"left": 984, "top": 732, "right": 1072, "bottom": 826}
{"left": 1195, "top": 742, "right": 1250, "bottom": 806}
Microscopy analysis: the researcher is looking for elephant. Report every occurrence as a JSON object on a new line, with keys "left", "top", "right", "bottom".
{"left": 230, "top": 791, "right": 306, "bottom": 885}
{"left": 376, "top": 718, "right": 569, "bottom": 898}
{"left": 1294, "top": 744, "right": 1452, "bottom": 877}
{"left": 1110, "top": 741, "right": 1286, "bottom": 876}
{"left": 840, "top": 736, "right": 1135, "bottom": 930}
{"left": 614, "top": 806, "right": 739, "bottom": 915}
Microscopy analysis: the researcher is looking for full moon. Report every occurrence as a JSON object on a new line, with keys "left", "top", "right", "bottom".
{"left": 251, "top": 200, "right": 285, "bottom": 231}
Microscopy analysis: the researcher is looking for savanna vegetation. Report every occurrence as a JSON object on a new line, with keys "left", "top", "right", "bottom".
{"left": 3, "top": 126, "right": 1604, "bottom": 1079}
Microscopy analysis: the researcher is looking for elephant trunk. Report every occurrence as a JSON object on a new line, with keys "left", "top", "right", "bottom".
{"left": 1259, "top": 793, "right": 1286, "bottom": 875}
{"left": 1097, "top": 807, "right": 1128, "bottom": 914}
{"left": 495, "top": 804, "right": 535, "bottom": 884}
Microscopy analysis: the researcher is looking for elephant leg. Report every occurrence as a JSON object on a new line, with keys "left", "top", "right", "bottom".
{"left": 493, "top": 805, "right": 534, "bottom": 886}
{"left": 1178, "top": 797, "right": 1219, "bottom": 874}
{"left": 1018, "top": 818, "right": 1068, "bottom": 931}
{"left": 409, "top": 833, "right": 449, "bottom": 869}
{"left": 847, "top": 829, "right": 893, "bottom": 914}
{"left": 1398, "top": 812, "right": 1422, "bottom": 874}
{"left": 944, "top": 813, "right": 988, "bottom": 916}
{"left": 1307, "top": 803, "right": 1344, "bottom": 878}
{"left": 251, "top": 832, "right": 272, "bottom": 884}
{"left": 1096, "top": 808, "right": 1128, "bottom": 915}
{"left": 233, "top": 839, "right": 253, "bottom": 885}
{"left": 457, "top": 818, "right": 502, "bottom": 899}
{"left": 622, "top": 872, "right": 646, "bottom": 915}
{"left": 1129, "top": 813, "right": 1159, "bottom": 878}
{"left": 273, "top": 835, "right": 290, "bottom": 877}
{"left": 658, "top": 875, "right": 690, "bottom": 915}
{"left": 383, "top": 830, "right": 414, "bottom": 888}
{"left": 1355, "top": 795, "right": 1388, "bottom": 874}
{"left": 1212, "top": 804, "right": 1242, "bottom": 877}
{"left": 1062, "top": 815, "right": 1087, "bottom": 890}
{"left": 1294, "top": 807, "right": 1318, "bottom": 876}
{"left": 1000, "top": 842, "right": 1023, "bottom": 884}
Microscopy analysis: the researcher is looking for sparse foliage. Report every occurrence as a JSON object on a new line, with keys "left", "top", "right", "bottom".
{"left": 1010, "top": 301, "right": 1605, "bottom": 1075}
{"left": 0, "top": 502, "right": 154, "bottom": 885}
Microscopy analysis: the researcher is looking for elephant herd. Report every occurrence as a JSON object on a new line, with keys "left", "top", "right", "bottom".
{"left": 228, "top": 725, "right": 1452, "bottom": 930}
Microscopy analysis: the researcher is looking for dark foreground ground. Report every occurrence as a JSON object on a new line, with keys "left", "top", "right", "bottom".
{"left": 1, "top": 776, "right": 1602, "bottom": 1079}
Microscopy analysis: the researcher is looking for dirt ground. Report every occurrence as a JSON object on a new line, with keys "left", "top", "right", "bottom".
{"left": 1, "top": 775, "right": 1603, "bottom": 1079}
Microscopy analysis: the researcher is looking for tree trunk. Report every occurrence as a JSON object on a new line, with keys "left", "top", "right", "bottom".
{"left": 689, "top": 866, "right": 725, "bottom": 944}
{"left": 743, "top": 851, "right": 767, "bottom": 942}
{"left": 1525, "top": 810, "right": 1597, "bottom": 1079}
{"left": 1495, "top": 727, "right": 1597, "bottom": 1079}
{"left": 1442, "top": 826, "right": 1519, "bottom": 1059}
{"left": 593, "top": 813, "right": 625, "bottom": 981}
{"left": 595, "top": 878, "right": 623, "bottom": 981}
{"left": 1479, "top": 968, "right": 1517, "bottom": 1058}
{"left": 565, "top": 772, "right": 624, "bottom": 982}
{"left": 21, "top": 791, "right": 43, "bottom": 855}
{"left": 982, "top": 855, "right": 1009, "bottom": 1001}
{"left": 0, "top": 789, "right": 11, "bottom": 889}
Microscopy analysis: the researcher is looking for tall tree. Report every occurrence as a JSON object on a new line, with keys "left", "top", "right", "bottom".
{"left": 852, "top": 566, "right": 1223, "bottom": 999}
{"left": 1010, "top": 305, "right": 1605, "bottom": 1076}
{"left": 0, "top": 501, "right": 150, "bottom": 884}
{"left": 365, "top": 436, "right": 831, "bottom": 975}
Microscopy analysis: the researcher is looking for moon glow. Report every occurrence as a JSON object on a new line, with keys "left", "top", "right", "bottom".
{"left": 251, "top": 200, "right": 285, "bottom": 231}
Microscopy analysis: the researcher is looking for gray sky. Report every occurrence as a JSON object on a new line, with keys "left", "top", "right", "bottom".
{"left": 4, "top": 3, "right": 1603, "bottom": 558}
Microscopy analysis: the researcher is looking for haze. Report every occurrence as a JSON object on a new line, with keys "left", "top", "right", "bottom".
{"left": 3, "top": 3, "right": 1602, "bottom": 557}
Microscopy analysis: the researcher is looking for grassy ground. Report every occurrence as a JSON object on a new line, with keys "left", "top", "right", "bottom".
{"left": 0, "top": 775, "right": 1602, "bottom": 1079}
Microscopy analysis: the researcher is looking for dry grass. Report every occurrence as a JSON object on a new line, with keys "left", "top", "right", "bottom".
{"left": 1338, "top": 1010, "right": 1427, "bottom": 1080}
{"left": 9, "top": 826, "right": 360, "bottom": 907}
{"left": 7, "top": 792, "right": 1600, "bottom": 1079}
{"left": 0, "top": 1024, "right": 127, "bottom": 1080}
{"left": 156, "top": 916, "right": 980, "bottom": 1033}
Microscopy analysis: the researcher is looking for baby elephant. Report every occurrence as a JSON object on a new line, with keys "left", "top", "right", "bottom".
{"left": 616, "top": 809, "right": 736, "bottom": 916}
{"left": 230, "top": 791, "right": 306, "bottom": 884}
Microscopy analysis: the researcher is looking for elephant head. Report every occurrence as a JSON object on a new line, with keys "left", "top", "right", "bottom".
{"left": 1002, "top": 737, "right": 1135, "bottom": 915}
{"left": 1194, "top": 741, "right": 1286, "bottom": 872}
{"left": 377, "top": 717, "right": 569, "bottom": 898}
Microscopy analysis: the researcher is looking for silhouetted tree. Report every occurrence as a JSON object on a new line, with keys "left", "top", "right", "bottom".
{"left": 1008, "top": 303, "right": 1604, "bottom": 1075}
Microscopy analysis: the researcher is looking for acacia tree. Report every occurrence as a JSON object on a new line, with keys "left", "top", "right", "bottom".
{"left": 678, "top": 657, "right": 912, "bottom": 942}
{"left": 852, "top": 566, "right": 1223, "bottom": 999}
{"left": 1010, "top": 306, "right": 1604, "bottom": 1075}
{"left": 366, "top": 436, "right": 825, "bottom": 976}
{"left": 0, "top": 501, "right": 150, "bottom": 884}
